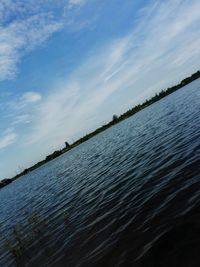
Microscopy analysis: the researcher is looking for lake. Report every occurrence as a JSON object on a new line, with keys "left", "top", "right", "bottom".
{"left": 0, "top": 78, "right": 200, "bottom": 267}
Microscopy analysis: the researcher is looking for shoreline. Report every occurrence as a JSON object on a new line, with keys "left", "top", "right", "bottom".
{"left": 1, "top": 70, "right": 200, "bottom": 187}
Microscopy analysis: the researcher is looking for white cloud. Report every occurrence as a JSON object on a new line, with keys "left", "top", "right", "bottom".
{"left": 0, "top": 131, "right": 17, "bottom": 149}
{"left": 1, "top": 92, "right": 41, "bottom": 131}
{"left": 25, "top": 0, "right": 200, "bottom": 150}
{"left": 11, "top": 114, "right": 31, "bottom": 125}
{"left": 26, "top": 83, "right": 80, "bottom": 146}
{"left": 0, "top": 1, "right": 63, "bottom": 81}
{"left": 67, "top": 0, "right": 88, "bottom": 9}
{"left": 21, "top": 92, "right": 42, "bottom": 103}
{"left": 0, "top": 0, "right": 93, "bottom": 82}
{"left": 69, "top": 0, "right": 86, "bottom": 5}
{"left": 1, "top": 0, "right": 200, "bottom": 177}
{"left": 7, "top": 91, "right": 42, "bottom": 113}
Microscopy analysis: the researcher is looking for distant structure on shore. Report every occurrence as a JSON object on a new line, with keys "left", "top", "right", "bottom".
{"left": 65, "top": 141, "right": 70, "bottom": 148}
{"left": 7, "top": 69, "right": 200, "bottom": 184}
{"left": 112, "top": 114, "right": 118, "bottom": 121}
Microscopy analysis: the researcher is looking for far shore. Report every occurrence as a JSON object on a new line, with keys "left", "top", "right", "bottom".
{"left": 1, "top": 70, "right": 200, "bottom": 188}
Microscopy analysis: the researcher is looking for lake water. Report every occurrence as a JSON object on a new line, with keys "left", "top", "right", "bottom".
{"left": 0, "top": 79, "right": 200, "bottom": 267}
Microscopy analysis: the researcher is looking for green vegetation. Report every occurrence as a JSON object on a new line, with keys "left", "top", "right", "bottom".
{"left": 2, "top": 70, "right": 200, "bottom": 183}
{"left": 0, "top": 210, "right": 70, "bottom": 264}
{"left": 0, "top": 212, "right": 46, "bottom": 262}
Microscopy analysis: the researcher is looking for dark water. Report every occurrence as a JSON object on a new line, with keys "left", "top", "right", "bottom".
{"left": 1, "top": 79, "right": 200, "bottom": 267}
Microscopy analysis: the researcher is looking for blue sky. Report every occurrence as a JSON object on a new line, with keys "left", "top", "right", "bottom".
{"left": 0, "top": 0, "right": 200, "bottom": 178}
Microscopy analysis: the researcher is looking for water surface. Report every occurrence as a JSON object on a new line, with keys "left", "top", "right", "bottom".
{"left": 0, "top": 79, "right": 200, "bottom": 267}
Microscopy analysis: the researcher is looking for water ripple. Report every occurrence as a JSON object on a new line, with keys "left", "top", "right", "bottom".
{"left": 0, "top": 79, "right": 200, "bottom": 266}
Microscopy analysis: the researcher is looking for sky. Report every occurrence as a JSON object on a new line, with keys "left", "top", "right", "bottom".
{"left": 0, "top": 0, "right": 200, "bottom": 178}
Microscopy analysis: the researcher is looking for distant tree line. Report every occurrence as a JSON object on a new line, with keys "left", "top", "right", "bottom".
{"left": 71, "top": 70, "right": 200, "bottom": 146}
{"left": 9, "top": 70, "right": 200, "bottom": 181}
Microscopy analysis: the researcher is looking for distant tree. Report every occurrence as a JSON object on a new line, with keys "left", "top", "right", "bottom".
{"left": 112, "top": 114, "right": 118, "bottom": 121}
{"left": 46, "top": 150, "right": 62, "bottom": 161}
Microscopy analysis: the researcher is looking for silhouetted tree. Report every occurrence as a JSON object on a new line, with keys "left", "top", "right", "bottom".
{"left": 112, "top": 114, "right": 118, "bottom": 121}
{"left": 65, "top": 141, "right": 70, "bottom": 148}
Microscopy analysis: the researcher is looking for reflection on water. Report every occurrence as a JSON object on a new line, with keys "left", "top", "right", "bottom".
{"left": 0, "top": 79, "right": 200, "bottom": 267}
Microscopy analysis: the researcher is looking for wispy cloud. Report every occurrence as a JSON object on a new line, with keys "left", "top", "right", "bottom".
{"left": 68, "top": 0, "right": 89, "bottom": 8}
{"left": 8, "top": 91, "right": 42, "bottom": 111}
{"left": 0, "top": 0, "right": 91, "bottom": 82}
{"left": 0, "top": 130, "right": 17, "bottom": 149}
{"left": 0, "top": 13, "right": 63, "bottom": 81}
{"left": 25, "top": 0, "right": 200, "bottom": 150}
{"left": 11, "top": 114, "right": 31, "bottom": 126}
{"left": 21, "top": 92, "right": 42, "bottom": 104}
{"left": 1, "top": 91, "right": 42, "bottom": 132}
{"left": 1, "top": 0, "right": 200, "bottom": 177}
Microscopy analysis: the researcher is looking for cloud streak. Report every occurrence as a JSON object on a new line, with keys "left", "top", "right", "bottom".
{"left": 1, "top": 0, "right": 200, "bottom": 177}
{"left": 25, "top": 0, "right": 200, "bottom": 149}
{"left": 0, "top": 13, "right": 63, "bottom": 81}
{"left": 0, "top": 130, "right": 17, "bottom": 149}
{"left": 21, "top": 92, "right": 42, "bottom": 104}
{"left": 0, "top": 0, "right": 91, "bottom": 81}
{"left": 68, "top": 0, "right": 89, "bottom": 8}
